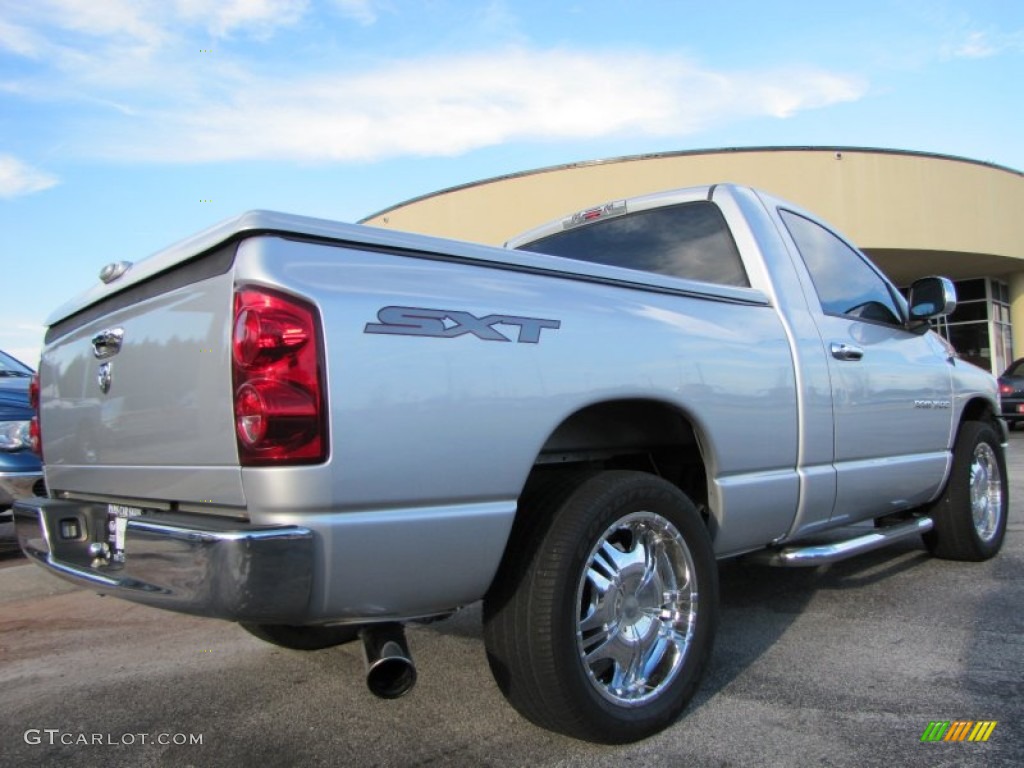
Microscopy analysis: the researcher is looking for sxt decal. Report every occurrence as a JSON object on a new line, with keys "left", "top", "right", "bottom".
{"left": 365, "top": 306, "right": 560, "bottom": 344}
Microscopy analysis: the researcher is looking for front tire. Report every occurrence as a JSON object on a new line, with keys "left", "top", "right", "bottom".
{"left": 483, "top": 471, "right": 717, "bottom": 743}
{"left": 923, "top": 420, "right": 1008, "bottom": 561}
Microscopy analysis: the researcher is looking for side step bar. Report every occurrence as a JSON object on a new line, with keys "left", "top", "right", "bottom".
{"left": 751, "top": 517, "right": 934, "bottom": 567}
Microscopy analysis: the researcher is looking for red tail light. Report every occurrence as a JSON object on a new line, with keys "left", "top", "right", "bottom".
{"left": 29, "top": 372, "right": 42, "bottom": 458}
{"left": 232, "top": 287, "right": 327, "bottom": 465}
{"left": 999, "top": 382, "right": 1013, "bottom": 396}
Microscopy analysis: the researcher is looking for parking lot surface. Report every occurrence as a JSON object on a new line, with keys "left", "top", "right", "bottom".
{"left": 1, "top": 437, "right": 1022, "bottom": 767}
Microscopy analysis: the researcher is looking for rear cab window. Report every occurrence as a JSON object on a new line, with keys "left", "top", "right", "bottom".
{"left": 516, "top": 201, "right": 750, "bottom": 288}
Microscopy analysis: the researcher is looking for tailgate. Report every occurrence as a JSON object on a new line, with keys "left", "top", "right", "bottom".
{"left": 40, "top": 247, "right": 245, "bottom": 511}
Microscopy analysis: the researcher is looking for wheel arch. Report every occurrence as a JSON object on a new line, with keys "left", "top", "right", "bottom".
{"left": 958, "top": 395, "right": 1004, "bottom": 440}
{"left": 522, "top": 398, "right": 714, "bottom": 524}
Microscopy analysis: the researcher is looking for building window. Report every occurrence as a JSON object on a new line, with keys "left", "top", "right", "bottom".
{"left": 993, "top": 280, "right": 1013, "bottom": 374}
{"left": 926, "top": 278, "right": 1012, "bottom": 374}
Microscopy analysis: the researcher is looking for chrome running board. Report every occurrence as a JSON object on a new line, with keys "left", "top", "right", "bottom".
{"left": 751, "top": 517, "right": 934, "bottom": 567}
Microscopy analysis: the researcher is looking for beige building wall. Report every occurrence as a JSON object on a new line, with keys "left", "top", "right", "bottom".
{"left": 361, "top": 147, "right": 1024, "bottom": 366}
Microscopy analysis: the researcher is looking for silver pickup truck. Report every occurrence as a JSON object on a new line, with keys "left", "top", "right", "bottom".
{"left": 15, "top": 183, "right": 1007, "bottom": 743}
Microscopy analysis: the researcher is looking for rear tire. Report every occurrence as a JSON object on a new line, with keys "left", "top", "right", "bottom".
{"left": 483, "top": 470, "right": 717, "bottom": 743}
{"left": 923, "top": 420, "right": 1007, "bottom": 561}
{"left": 240, "top": 623, "right": 361, "bottom": 650}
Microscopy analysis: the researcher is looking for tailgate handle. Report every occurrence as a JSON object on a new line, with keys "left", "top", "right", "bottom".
{"left": 92, "top": 328, "right": 124, "bottom": 359}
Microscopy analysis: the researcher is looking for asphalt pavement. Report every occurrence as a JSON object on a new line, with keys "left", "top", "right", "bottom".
{"left": 1, "top": 437, "right": 1022, "bottom": 767}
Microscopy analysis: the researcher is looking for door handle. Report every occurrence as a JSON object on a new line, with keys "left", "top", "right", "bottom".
{"left": 830, "top": 342, "right": 864, "bottom": 361}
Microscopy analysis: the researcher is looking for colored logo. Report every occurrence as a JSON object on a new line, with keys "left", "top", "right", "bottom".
{"left": 921, "top": 721, "right": 997, "bottom": 742}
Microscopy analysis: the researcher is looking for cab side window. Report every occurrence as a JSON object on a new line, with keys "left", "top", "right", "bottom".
{"left": 781, "top": 209, "right": 903, "bottom": 326}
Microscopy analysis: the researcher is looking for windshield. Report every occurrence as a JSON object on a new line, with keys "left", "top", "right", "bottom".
{"left": 1004, "top": 360, "right": 1024, "bottom": 378}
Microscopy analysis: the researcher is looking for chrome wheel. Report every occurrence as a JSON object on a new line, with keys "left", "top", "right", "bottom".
{"left": 484, "top": 471, "right": 717, "bottom": 742}
{"left": 970, "top": 442, "right": 1002, "bottom": 543}
{"left": 924, "top": 421, "right": 1007, "bottom": 562}
{"left": 576, "top": 511, "right": 698, "bottom": 706}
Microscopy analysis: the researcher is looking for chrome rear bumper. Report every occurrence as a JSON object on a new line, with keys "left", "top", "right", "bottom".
{"left": 14, "top": 498, "right": 313, "bottom": 623}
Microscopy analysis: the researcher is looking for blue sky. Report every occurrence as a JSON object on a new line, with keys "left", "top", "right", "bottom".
{"left": 1, "top": 0, "right": 1022, "bottom": 364}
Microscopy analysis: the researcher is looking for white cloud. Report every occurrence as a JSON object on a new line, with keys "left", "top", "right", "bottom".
{"left": 0, "top": 1, "right": 866, "bottom": 166}
{"left": 475, "top": 1, "right": 522, "bottom": 40}
{"left": 953, "top": 30, "right": 997, "bottom": 59}
{"left": 0, "top": 0, "right": 167, "bottom": 93}
{"left": 174, "top": 0, "right": 309, "bottom": 39}
{"left": 331, "top": 0, "right": 379, "bottom": 26}
{"left": 1, "top": 0, "right": 308, "bottom": 54}
{"left": 949, "top": 29, "right": 1024, "bottom": 59}
{"left": 0, "top": 0, "right": 318, "bottom": 99}
{"left": 0, "top": 155, "right": 60, "bottom": 199}
{"left": 750, "top": 71, "right": 866, "bottom": 118}
{"left": 39, "top": 0, "right": 167, "bottom": 46}
{"left": 0, "top": 18, "right": 46, "bottom": 58}
{"left": 88, "top": 49, "right": 866, "bottom": 163}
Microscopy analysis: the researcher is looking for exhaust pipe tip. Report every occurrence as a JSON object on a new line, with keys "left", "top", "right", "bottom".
{"left": 361, "top": 623, "right": 417, "bottom": 699}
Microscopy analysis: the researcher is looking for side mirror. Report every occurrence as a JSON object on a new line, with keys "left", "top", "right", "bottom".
{"left": 908, "top": 276, "right": 957, "bottom": 320}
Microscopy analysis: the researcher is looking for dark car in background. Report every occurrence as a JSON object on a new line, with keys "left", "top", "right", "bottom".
{"left": 0, "top": 350, "right": 44, "bottom": 520}
{"left": 998, "top": 358, "right": 1024, "bottom": 429}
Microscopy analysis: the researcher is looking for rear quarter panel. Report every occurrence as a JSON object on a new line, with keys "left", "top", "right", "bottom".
{"left": 233, "top": 235, "right": 801, "bottom": 555}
